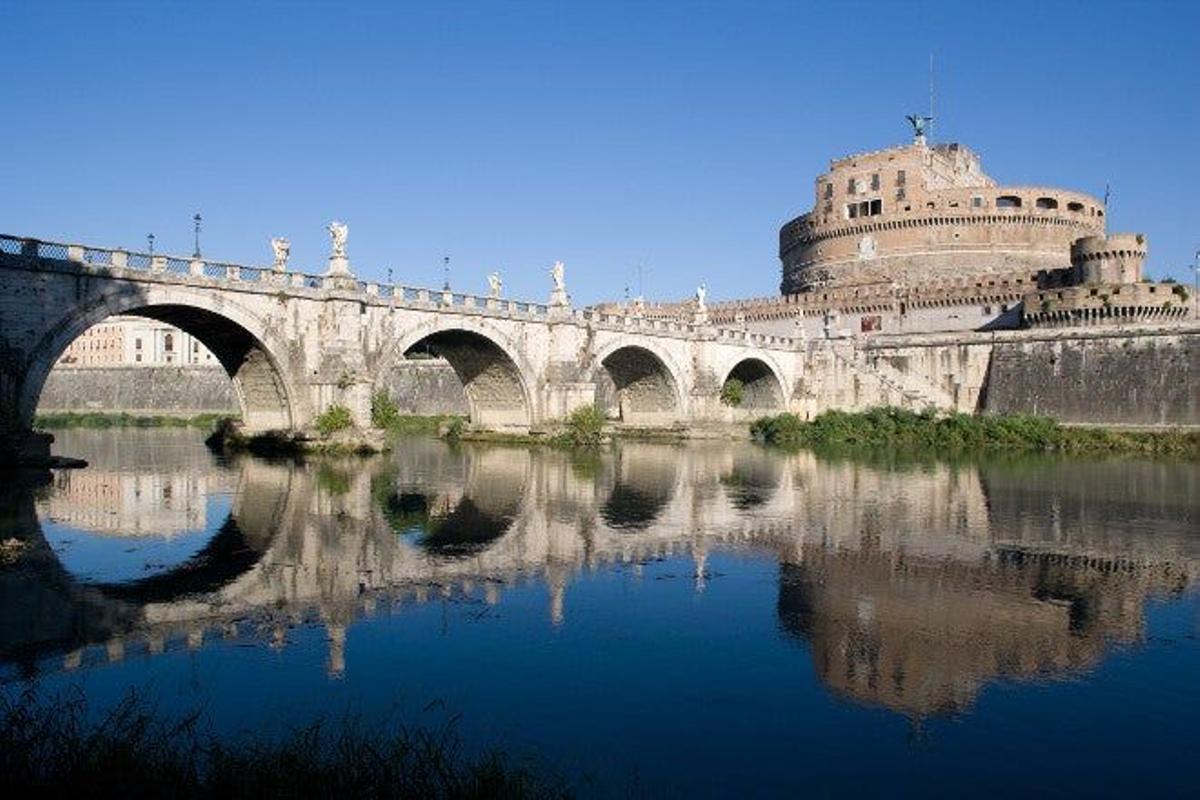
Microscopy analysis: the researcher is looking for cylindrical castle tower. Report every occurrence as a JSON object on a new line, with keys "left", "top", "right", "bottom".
{"left": 779, "top": 131, "right": 1106, "bottom": 294}
{"left": 1070, "top": 233, "right": 1147, "bottom": 285}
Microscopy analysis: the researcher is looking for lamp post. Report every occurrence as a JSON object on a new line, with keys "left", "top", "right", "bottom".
{"left": 442, "top": 255, "right": 450, "bottom": 291}
{"left": 147, "top": 233, "right": 155, "bottom": 255}
{"left": 192, "top": 213, "right": 202, "bottom": 258}
{"left": 1192, "top": 248, "right": 1199, "bottom": 318}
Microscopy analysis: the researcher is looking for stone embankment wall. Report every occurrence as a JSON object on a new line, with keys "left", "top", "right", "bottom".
{"left": 863, "top": 327, "right": 1198, "bottom": 427}
{"left": 375, "top": 359, "right": 468, "bottom": 416}
{"left": 982, "top": 332, "right": 1197, "bottom": 426}
{"left": 39, "top": 360, "right": 468, "bottom": 417}
{"left": 39, "top": 366, "right": 238, "bottom": 415}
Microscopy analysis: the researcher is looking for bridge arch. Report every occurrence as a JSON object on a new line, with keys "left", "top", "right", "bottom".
{"left": 20, "top": 285, "right": 299, "bottom": 432}
{"left": 382, "top": 318, "right": 535, "bottom": 431}
{"left": 720, "top": 354, "right": 787, "bottom": 412}
{"left": 593, "top": 339, "right": 686, "bottom": 426}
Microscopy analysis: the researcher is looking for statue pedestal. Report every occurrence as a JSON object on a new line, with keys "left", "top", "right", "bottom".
{"left": 323, "top": 255, "right": 356, "bottom": 290}
{"left": 326, "top": 255, "right": 352, "bottom": 277}
{"left": 549, "top": 288, "right": 570, "bottom": 308}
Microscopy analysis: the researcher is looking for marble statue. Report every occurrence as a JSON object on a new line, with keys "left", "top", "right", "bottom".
{"left": 696, "top": 283, "right": 708, "bottom": 313}
{"left": 270, "top": 237, "right": 291, "bottom": 271}
{"left": 327, "top": 221, "right": 348, "bottom": 258}
{"left": 487, "top": 271, "right": 503, "bottom": 298}
{"left": 548, "top": 260, "right": 569, "bottom": 307}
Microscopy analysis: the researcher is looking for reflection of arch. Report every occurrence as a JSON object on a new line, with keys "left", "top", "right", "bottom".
{"left": 600, "top": 445, "right": 679, "bottom": 530}
{"left": 376, "top": 442, "right": 528, "bottom": 559}
{"left": 722, "top": 356, "right": 786, "bottom": 412}
{"left": 384, "top": 494, "right": 516, "bottom": 556}
{"left": 383, "top": 321, "right": 534, "bottom": 430}
{"left": 594, "top": 341, "right": 684, "bottom": 425}
{"left": 93, "top": 516, "right": 263, "bottom": 603}
{"left": 1, "top": 455, "right": 284, "bottom": 667}
{"left": 22, "top": 287, "right": 296, "bottom": 432}
{"left": 720, "top": 450, "right": 783, "bottom": 510}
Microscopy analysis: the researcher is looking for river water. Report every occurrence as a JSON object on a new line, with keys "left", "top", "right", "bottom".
{"left": 3, "top": 429, "right": 1197, "bottom": 797}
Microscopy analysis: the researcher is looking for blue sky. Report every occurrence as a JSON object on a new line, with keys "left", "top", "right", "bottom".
{"left": 3, "top": 0, "right": 1197, "bottom": 304}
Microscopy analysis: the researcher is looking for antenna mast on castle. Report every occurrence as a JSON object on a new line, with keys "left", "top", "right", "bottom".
{"left": 929, "top": 52, "right": 935, "bottom": 143}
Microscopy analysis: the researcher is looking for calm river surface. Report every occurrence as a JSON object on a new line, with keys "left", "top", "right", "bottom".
{"left": 3, "top": 429, "right": 1198, "bottom": 797}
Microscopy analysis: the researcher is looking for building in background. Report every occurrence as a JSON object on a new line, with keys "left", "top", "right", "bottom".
{"left": 56, "top": 316, "right": 219, "bottom": 368}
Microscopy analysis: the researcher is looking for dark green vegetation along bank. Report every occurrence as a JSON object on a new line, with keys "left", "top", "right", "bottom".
{"left": 0, "top": 691, "right": 569, "bottom": 799}
{"left": 35, "top": 412, "right": 231, "bottom": 430}
{"left": 751, "top": 408, "right": 1200, "bottom": 458}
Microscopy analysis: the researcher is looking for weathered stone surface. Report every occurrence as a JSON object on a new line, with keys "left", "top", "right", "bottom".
{"left": 983, "top": 333, "right": 1197, "bottom": 426}
{"left": 39, "top": 367, "right": 238, "bottom": 415}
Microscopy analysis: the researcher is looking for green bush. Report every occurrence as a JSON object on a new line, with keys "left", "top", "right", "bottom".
{"left": 314, "top": 405, "right": 353, "bottom": 437}
{"left": 563, "top": 405, "right": 606, "bottom": 446}
{"left": 750, "top": 407, "right": 1197, "bottom": 457}
{"left": 442, "top": 417, "right": 466, "bottom": 441}
{"left": 371, "top": 390, "right": 401, "bottom": 429}
{"left": 720, "top": 377, "right": 744, "bottom": 407}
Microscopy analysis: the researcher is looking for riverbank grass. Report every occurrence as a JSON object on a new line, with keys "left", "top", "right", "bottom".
{"left": 750, "top": 408, "right": 1199, "bottom": 457}
{"left": 0, "top": 690, "right": 569, "bottom": 799}
{"left": 35, "top": 412, "right": 233, "bottom": 430}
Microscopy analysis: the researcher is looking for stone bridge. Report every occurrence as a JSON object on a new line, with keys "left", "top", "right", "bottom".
{"left": 0, "top": 233, "right": 801, "bottom": 454}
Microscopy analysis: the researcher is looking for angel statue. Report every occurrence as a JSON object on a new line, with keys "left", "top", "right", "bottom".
{"left": 550, "top": 260, "right": 566, "bottom": 292}
{"left": 695, "top": 282, "right": 708, "bottom": 314}
{"left": 270, "top": 237, "right": 291, "bottom": 271}
{"left": 487, "top": 271, "right": 503, "bottom": 298}
{"left": 327, "top": 220, "right": 349, "bottom": 258}
{"left": 906, "top": 114, "right": 933, "bottom": 143}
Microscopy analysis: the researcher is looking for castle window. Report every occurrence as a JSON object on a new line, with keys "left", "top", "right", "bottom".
{"left": 823, "top": 183, "right": 833, "bottom": 200}
{"left": 846, "top": 203, "right": 858, "bottom": 219}
{"left": 896, "top": 170, "right": 906, "bottom": 186}
{"left": 972, "top": 196, "right": 984, "bottom": 208}
{"left": 847, "top": 178, "right": 857, "bottom": 194}
{"left": 1067, "top": 201, "right": 1085, "bottom": 212}
{"left": 1036, "top": 197, "right": 1059, "bottom": 210}
{"left": 869, "top": 199, "right": 881, "bottom": 215}
{"left": 996, "top": 195, "right": 1022, "bottom": 208}
{"left": 164, "top": 333, "right": 174, "bottom": 353}
{"left": 870, "top": 173, "right": 880, "bottom": 191}
{"left": 135, "top": 338, "right": 142, "bottom": 350}
{"left": 896, "top": 188, "right": 906, "bottom": 201}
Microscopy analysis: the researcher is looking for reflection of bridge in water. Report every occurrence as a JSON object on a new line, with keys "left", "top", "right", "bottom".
{"left": 2, "top": 438, "right": 1196, "bottom": 717}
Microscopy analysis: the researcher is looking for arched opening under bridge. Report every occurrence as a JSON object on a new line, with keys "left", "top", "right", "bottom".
{"left": 30, "top": 305, "right": 293, "bottom": 432}
{"left": 722, "top": 357, "right": 785, "bottom": 412}
{"left": 401, "top": 329, "right": 531, "bottom": 431}
{"left": 596, "top": 345, "right": 681, "bottom": 426}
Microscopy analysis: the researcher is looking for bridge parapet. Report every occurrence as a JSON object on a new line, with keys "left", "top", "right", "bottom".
{"left": 2, "top": 233, "right": 799, "bottom": 349}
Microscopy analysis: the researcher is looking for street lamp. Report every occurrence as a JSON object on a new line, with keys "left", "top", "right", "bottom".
{"left": 442, "top": 255, "right": 450, "bottom": 291}
{"left": 147, "top": 233, "right": 155, "bottom": 255}
{"left": 1192, "top": 248, "right": 1199, "bottom": 318}
{"left": 192, "top": 213, "right": 202, "bottom": 258}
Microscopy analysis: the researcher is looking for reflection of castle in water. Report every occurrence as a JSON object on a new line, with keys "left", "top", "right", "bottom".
{"left": 3, "top": 435, "right": 1196, "bottom": 717}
